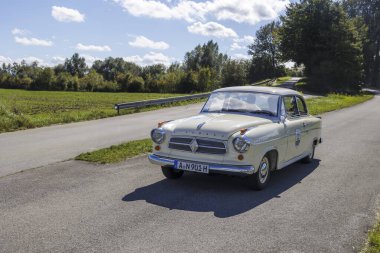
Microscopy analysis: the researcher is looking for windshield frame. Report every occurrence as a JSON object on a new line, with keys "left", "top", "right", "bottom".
{"left": 201, "top": 91, "right": 281, "bottom": 118}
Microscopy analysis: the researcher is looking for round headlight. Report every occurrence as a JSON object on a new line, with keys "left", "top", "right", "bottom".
{"left": 151, "top": 128, "right": 165, "bottom": 144}
{"left": 233, "top": 136, "right": 250, "bottom": 153}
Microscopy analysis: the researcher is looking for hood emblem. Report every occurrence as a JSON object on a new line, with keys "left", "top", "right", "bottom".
{"left": 196, "top": 122, "right": 206, "bottom": 130}
{"left": 189, "top": 139, "right": 199, "bottom": 153}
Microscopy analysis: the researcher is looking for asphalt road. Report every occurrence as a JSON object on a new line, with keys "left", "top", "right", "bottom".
{"left": 0, "top": 95, "right": 379, "bottom": 252}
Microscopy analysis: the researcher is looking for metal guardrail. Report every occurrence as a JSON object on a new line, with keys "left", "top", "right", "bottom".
{"left": 114, "top": 78, "right": 277, "bottom": 114}
{"left": 250, "top": 78, "right": 277, "bottom": 86}
{"left": 114, "top": 93, "right": 210, "bottom": 114}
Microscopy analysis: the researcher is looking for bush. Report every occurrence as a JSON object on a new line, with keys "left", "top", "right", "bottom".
{"left": 128, "top": 76, "right": 145, "bottom": 92}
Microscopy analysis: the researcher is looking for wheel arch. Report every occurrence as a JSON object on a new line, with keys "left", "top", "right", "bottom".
{"left": 264, "top": 149, "right": 279, "bottom": 171}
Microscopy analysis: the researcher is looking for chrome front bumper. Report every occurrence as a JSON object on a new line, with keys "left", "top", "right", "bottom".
{"left": 148, "top": 154, "right": 255, "bottom": 175}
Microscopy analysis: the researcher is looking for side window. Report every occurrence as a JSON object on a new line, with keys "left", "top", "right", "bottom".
{"left": 283, "top": 96, "right": 299, "bottom": 117}
{"left": 296, "top": 97, "right": 308, "bottom": 116}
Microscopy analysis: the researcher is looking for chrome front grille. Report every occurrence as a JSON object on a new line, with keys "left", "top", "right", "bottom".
{"left": 168, "top": 137, "right": 226, "bottom": 155}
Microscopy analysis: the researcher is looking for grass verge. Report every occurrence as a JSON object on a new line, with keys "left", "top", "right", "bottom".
{"left": 75, "top": 139, "right": 152, "bottom": 164}
{"left": 362, "top": 215, "right": 380, "bottom": 253}
{"left": 75, "top": 93, "right": 374, "bottom": 164}
{"left": 306, "top": 93, "right": 373, "bottom": 115}
{"left": 0, "top": 89, "right": 204, "bottom": 133}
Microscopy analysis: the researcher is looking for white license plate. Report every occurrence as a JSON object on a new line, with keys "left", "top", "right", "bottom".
{"left": 174, "top": 160, "right": 209, "bottom": 174}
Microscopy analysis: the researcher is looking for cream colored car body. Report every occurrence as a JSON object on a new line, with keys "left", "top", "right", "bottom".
{"left": 149, "top": 86, "right": 322, "bottom": 175}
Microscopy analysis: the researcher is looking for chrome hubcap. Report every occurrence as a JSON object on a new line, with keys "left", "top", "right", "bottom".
{"left": 259, "top": 157, "right": 269, "bottom": 184}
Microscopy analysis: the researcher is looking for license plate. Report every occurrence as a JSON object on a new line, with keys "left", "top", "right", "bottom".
{"left": 174, "top": 160, "right": 209, "bottom": 174}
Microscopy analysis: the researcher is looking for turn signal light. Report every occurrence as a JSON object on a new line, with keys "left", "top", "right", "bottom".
{"left": 158, "top": 121, "right": 169, "bottom": 128}
{"left": 239, "top": 128, "right": 248, "bottom": 135}
{"left": 238, "top": 154, "right": 244, "bottom": 160}
{"left": 155, "top": 145, "right": 161, "bottom": 151}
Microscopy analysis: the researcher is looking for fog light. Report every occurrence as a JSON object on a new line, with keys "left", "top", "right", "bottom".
{"left": 155, "top": 145, "right": 161, "bottom": 151}
{"left": 238, "top": 154, "right": 244, "bottom": 160}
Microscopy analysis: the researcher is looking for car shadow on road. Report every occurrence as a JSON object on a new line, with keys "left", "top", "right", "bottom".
{"left": 122, "top": 159, "right": 320, "bottom": 218}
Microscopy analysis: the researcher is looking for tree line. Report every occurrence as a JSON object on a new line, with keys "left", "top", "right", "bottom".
{"left": 0, "top": 0, "right": 378, "bottom": 94}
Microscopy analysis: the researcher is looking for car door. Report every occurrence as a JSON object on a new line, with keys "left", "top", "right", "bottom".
{"left": 294, "top": 96, "right": 313, "bottom": 153}
{"left": 282, "top": 96, "right": 305, "bottom": 161}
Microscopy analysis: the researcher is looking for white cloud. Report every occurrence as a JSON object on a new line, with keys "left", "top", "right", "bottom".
{"left": 124, "top": 52, "right": 174, "bottom": 66}
{"left": 81, "top": 54, "right": 103, "bottom": 66}
{"left": 18, "top": 56, "right": 45, "bottom": 65}
{"left": 52, "top": 6, "right": 85, "bottom": 23}
{"left": 232, "top": 53, "right": 250, "bottom": 60}
{"left": 15, "top": 36, "right": 53, "bottom": 47}
{"left": 11, "top": 28, "right": 28, "bottom": 36}
{"left": 0, "top": 56, "right": 13, "bottom": 64}
{"left": 210, "top": 0, "right": 287, "bottom": 25}
{"left": 187, "top": 22, "right": 237, "bottom": 38}
{"left": 113, "top": 0, "right": 288, "bottom": 25}
{"left": 75, "top": 43, "right": 111, "bottom": 52}
{"left": 51, "top": 56, "right": 66, "bottom": 64}
{"left": 231, "top": 35, "right": 255, "bottom": 51}
{"left": 129, "top": 36, "right": 169, "bottom": 50}
{"left": 114, "top": 0, "right": 206, "bottom": 22}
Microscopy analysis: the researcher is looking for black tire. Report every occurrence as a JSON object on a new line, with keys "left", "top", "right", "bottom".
{"left": 302, "top": 144, "right": 315, "bottom": 164}
{"left": 248, "top": 155, "right": 271, "bottom": 190}
{"left": 161, "top": 166, "right": 184, "bottom": 179}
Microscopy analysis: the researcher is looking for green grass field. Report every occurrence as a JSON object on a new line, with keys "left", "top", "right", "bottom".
{"left": 0, "top": 89, "right": 193, "bottom": 133}
{"left": 307, "top": 94, "right": 373, "bottom": 115}
{"left": 76, "top": 93, "right": 374, "bottom": 164}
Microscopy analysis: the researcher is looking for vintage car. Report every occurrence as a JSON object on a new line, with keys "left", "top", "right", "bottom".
{"left": 148, "top": 86, "right": 322, "bottom": 190}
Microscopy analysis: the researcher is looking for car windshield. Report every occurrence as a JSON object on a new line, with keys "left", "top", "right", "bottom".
{"left": 202, "top": 92, "right": 279, "bottom": 116}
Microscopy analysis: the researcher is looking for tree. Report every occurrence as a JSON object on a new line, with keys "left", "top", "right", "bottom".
{"left": 79, "top": 70, "right": 104, "bottom": 91}
{"left": 222, "top": 59, "right": 249, "bottom": 87}
{"left": 32, "top": 67, "right": 55, "bottom": 90}
{"left": 248, "top": 21, "right": 283, "bottom": 80}
{"left": 64, "top": 53, "right": 87, "bottom": 77}
{"left": 343, "top": 0, "right": 380, "bottom": 87}
{"left": 92, "top": 57, "right": 141, "bottom": 81}
{"left": 279, "top": 0, "right": 363, "bottom": 92}
{"left": 183, "top": 40, "right": 227, "bottom": 76}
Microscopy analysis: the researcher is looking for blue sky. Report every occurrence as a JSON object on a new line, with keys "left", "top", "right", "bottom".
{"left": 0, "top": 0, "right": 292, "bottom": 67}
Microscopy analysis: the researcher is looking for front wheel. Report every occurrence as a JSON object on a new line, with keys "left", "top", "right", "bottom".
{"left": 161, "top": 166, "right": 184, "bottom": 179}
{"left": 248, "top": 155, "right": 271, "bottom": 190}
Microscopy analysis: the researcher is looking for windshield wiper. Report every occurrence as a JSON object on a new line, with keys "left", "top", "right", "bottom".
{"left": 250, "top": 110, "right": 276, "bottom": 116}
{"left": 221, "top": 108, "right": 249, "bottom": 113}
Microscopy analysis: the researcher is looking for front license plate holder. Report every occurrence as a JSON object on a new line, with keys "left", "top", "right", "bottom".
{"left": 174, "top": 160, "right": 210, "bottom": 174}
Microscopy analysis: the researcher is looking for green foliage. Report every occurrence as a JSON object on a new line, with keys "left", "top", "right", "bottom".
{"left": 79, "top": 70, "right": 104, "bottom": 91}
{"left": 92, "top": 57, "right": 141, "bottom": 81}
{"left": 363, "top": 217, "right": 380, "bottom": 253}
{"left": 75, "top": 139, "right": 152, "bottom": 164}
{"left": 248, "top": 21, "right": 285, "bottom": 82}
{"left": 184, "top": 40, "right": 227, "bottom": 72}
{"left": 343, "top": 0, "right": 380, "bottom": 87}
{"left": 222, "top": 59, "right": 248, "bottom": 87}
{"left": 279, "top": 0, "right": 363, "bottom": 92}
{"left": 128, "top": 76, "right": 145, "bottom": 92}
{"left": 32, "top": 67, "right": 55, "bottom": 90}
{"left": 63, "top": 53, "right": 87, "bottom": 77}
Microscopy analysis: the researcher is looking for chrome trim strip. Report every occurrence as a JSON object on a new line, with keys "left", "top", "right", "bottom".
{"left": 148, "top": 154, "right": 255, "bottom": 175}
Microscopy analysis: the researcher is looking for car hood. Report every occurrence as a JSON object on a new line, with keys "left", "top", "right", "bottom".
{"left": 165, "top": 113, "right": 274, "bottom": 139}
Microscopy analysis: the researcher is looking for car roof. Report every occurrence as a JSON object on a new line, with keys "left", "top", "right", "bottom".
{"left": 213, "top": 86, "right": 302, "bottom": 96}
